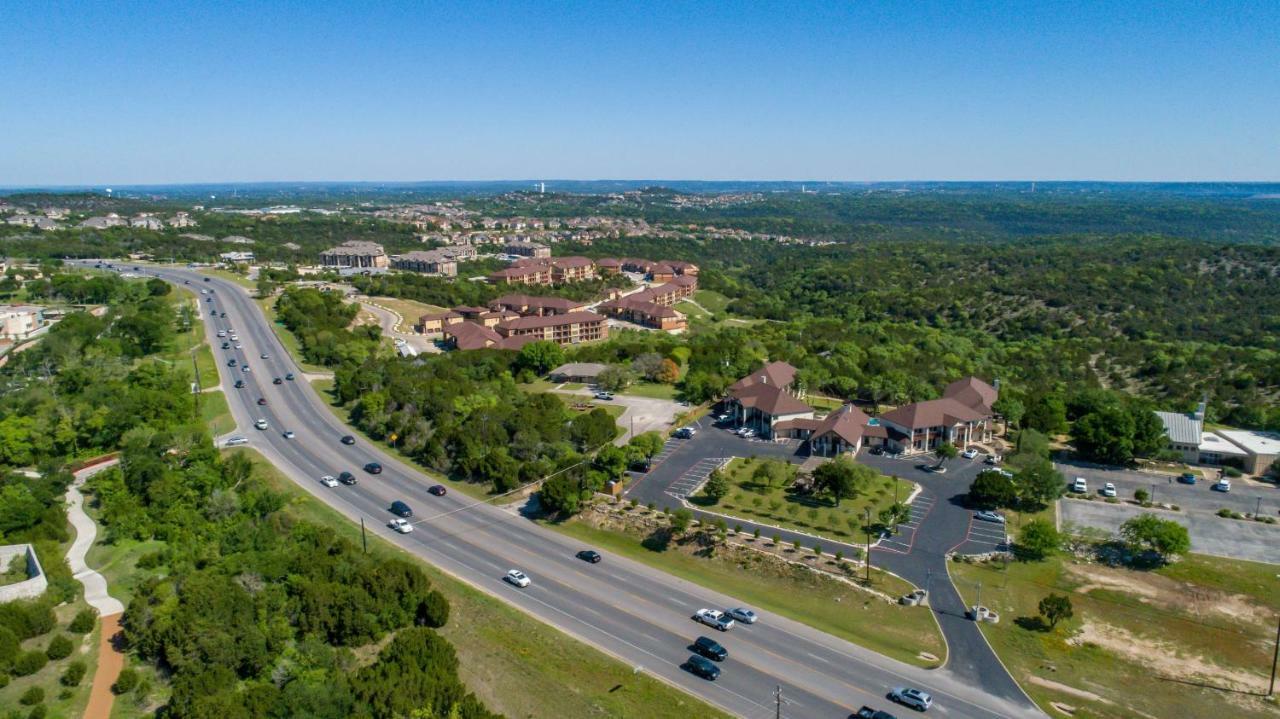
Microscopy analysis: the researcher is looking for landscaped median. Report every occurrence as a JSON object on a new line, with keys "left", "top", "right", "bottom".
{"left": 548, "top": 499, "right": 947, "bottom": 668}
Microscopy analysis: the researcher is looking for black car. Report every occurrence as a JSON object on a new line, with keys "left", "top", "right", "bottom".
{"left": 692, "top": 636, "right": 727, "bottom": 661}
{"left": 284, "top": 372, "right": 295, "bottom": 381}
{"left": 683, "top": 655, "right": 721, "bottom": 681}
{"left": 222, "top": 342, "right": 230, "bottom": 349}
{"left": 227, "top": 359, "right": 237, "bottom": 367}
{"left": 576, "top": 550, "right": 601, "bottom": 564}
{"left": 272, "top": 377, "right": 283, "bottom": 385}
{"left": 340, "top": 435, "right": 356, "bottom": 445}
{"left": 428, "top": 484, "right": 447, "bottom": 497}
{"left": 337, "top": 471, "right": 357, "bottom": 485}
{"left": 389, "top": 500, "right": 413, "bottom": 518}
{"left": 257, "top": 398, "right": 267, "bottom": 406}
{"left": 219, "top": 312, "right": 226, "bottom": 318}
{"left": 854, "top": 707, "right": 897, "bottom": 719}
{"left": 234, "top": 380, "right": 245, "bottom": 389}
{"left": 364, "top": 462, "right": 383, "bottom": 474}
{"left": 203, "top": 277, "right": 210, "bottom": 282}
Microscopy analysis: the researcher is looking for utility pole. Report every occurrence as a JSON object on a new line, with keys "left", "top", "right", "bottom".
{"left": 864, "top": 507, "right": 872, "bottom": 584}
{"left": 1256, "top": 496, "right": 1263, "bottom": 518}
{"left": 774, "top": 685, "right": 782, "bottom": 719}
{"left": 976, "top": 581, "right": 982, "bottom": 611}
{"left": 1150, "top": 483, "right": 1156, "bottom": 505}
{"left": 1270, "top": 615, "right": 1279, "bottom": 697}
{"left": 361, "top": 517, "right": 368, "bottom": 554}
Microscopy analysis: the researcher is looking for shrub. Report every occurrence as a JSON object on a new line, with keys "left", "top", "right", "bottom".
{"left": 112, "top": 667, "right": 139, "bottom": 694}
{"left": 733, "top": 523, "right": 743, "bottom": 535}
{"left": 0, "top": 672, "right": 9, "bottom": 688}
{"left": 61, "top": 659, "right": 87, "bottom": 687}
{"left": 1134, "top": 488, "right": 1149, "bottom": 503}
{"left": 0, "top": 625, "right": 18, "bottom": 668}
{"left": 415, "top": 591, "right": 450, "bottom": 628}
{"left": 20, "top": 686, "right": 44, "bottom": 705}
{"left": 752, "top": 527, "right": 761, "bottom": 540}
{"left": 1217, "top": 508, "right": 1234, "bottom": 518}
{"left": 46, "top": 634, "right": 73, "bottom": 661}
{"left": 1223, "top": 466, "right": 1242, "bottom": 478}
{"left": 28, "top": 706, "right": 48, "bottom": 719}
{"left": 67, "top": 609, "right": 97, "bottom": 635}
{"left": 835, "top": 550, "right": 844, "bottom": 563}
{"left": 772, "top": 533, "right": 781, "bottom": 546}
{"left": 12, "top": 650, "right": 47, "bottom": 676}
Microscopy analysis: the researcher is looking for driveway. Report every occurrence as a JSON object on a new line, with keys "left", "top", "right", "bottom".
{"left": 553, "top": 388, "right": 684, "bottom": 444}
{"left": 1055, "top": 460, "right": 1278, "bottom": 519}
{"left": 1060, "top": 499, "right": 1280, "bottom": 564}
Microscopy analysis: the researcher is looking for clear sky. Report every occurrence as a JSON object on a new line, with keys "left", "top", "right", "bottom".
{"left": 2, "top": 1, "right": 1277, "bottom": 184}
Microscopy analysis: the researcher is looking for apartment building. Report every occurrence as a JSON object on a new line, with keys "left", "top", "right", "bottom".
{"left": 504, "top": 241, "right": 551, "bottom": 258}
{"left": 496, "top": 311, "right": 608, "bottom": 345}
{"left": 488, "top": 294, "right": 587, "bottom": 317}
{"left": 320, "top": 241, "right": 389, "bottom": 269}
{"left": 392, "top": 249, "right": 458, "bottom": 276}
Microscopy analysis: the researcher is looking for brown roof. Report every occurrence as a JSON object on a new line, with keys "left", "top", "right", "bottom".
{"left": 419, "top": 310, "right": 462, "bottom": 323}
{"left": 813, "top": 405, "right": 872, "bottom": 445}
{"left": 669, "top": 274, "right": 698, "bottom": 287}
{"left": 597, "top": 258, "right": 621, "bottom": 267}
{"left": 498, "top": 311, "right": 605, "bottom": 331}
{"left": 728, "top": 361, "right": 798, "bottom": 393}
{"left": 490, "top": 294, "right": 583, "bottom": 313}
{"left": 552, "top": 256, "right": 594, "bottom": 268}
{"left": 445, "top": 322, "right": 501, "bottom": 350}
{"left": 943, "top": 376, "right": 999, "bottom": 413}
{"left": 880, "top": 397, "right": 986, "bottom": 430}
{"left": 731, "top": 382, "right": 812, "bottom": 417}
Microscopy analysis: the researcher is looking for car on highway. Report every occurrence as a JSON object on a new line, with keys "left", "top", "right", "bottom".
{"left": 285, "top": 372, "right": 295, "bottom": 381}
{"left": 576, "top": 550, "right": 601, "bottom": 563}
{"left": 340, "top": 435, "right": 356, "bottom": 445}
{"left": 219, "top": 312, "right": 226, "bottom": 318}
{"left": 217, "top": 331, "right": 226, "bottom": 338}
{"left": 364, "top": 462, "right": 383, "bottom": 474}
{"left": 428, "top": 484, "right": 447, "bottom": 497}
{"left": 257, "top": 398, "right": 268, "bottom": 405}
{"left": 674, "top": 426, "right": 697, "bottom": 439}
{"left": 283, "top": 431, "right": 295, "bottom": 439}
{"left": 1102, "top": 482, "right": 1117, "bottom": 497}
{"left": 241, "top": 365, "right": 251, "bottom": 373}
{"left": 319, "top": 475, "right": 339, "bottom": 488}
{"left": 337, "top": 471, "right": 357, "bottom": 485}
{"left": 683, "top": 654, "right": 721, "bottom": 681}
{"left": 203, "top": 277, "right": 210, "bottom": 282}
{"left": 221, "top": 341, "right": 230, "bottom": 349}
{"left": 691, "top": 635, "right": 727, "bottom": 661}
{"left": 1213, "top": 478, "right": 1231, "bottom": 492}
{"left": 726, "top": 607, "right": 757, "bottom": 624}
{"left": 227, "top": 358, "right": 238, "bottom": 367}
{"left": 504, "top": 569, "right": 531, "bottom": 588}
{"left": 1071, "top": 477, "right": 1088, "bottom": 493}
{"left": 854, "top": 707, "right": 898, "bottom": 719}
{"left": 260, "top": 353, "right": 269, "bottom": 359}
{"left": 387, "top": 518, "right": 413, "bottom": 534}
{"left": 888, "top": 687, "right": 932, "bottom": 712}
{"left": 1178, "top": 472, "right": 1197, "bottom": 485}
{"left": 594, "top": 391, "right": 614, "bottom": 401}
{"left": 224, "top": 436, "right": 248, "bottom": 447}
{"left": 693, "top": 608, "right": 734, "bottom": 631}
{"left": 961, "top": 448, "right": 979, "bottom": 459}
{"left": 254, "top": 419, "right": 269, "bottom": 430}
{"left": 390, "top": 500, "right": 413, "bottom": 518}
{"left": 975, "top": 510, "right": 1005, "bottom": 524}
{"left": 273, "top": 377, "right": 283, "bottom": 385}
{"left": 234, "top": 343, "right": 243, "bottom": 349}
{"left": 234, "top": 380, "right": 245, "bottom": 389}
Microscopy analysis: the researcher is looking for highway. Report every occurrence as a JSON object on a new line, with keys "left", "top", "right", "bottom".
{"left": 94, "top": 262, "right": 1040, "bottom": 719}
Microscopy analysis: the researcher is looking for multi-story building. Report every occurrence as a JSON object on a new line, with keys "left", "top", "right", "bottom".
{"left": 878, "top": 377, "right": 999, "bottom": 454}
{"left": 504, "top": 241, "right": 551, "bottom": 258}
{"left": 495, "top": 311, "right": 608, "bottom": 346}
{"left": 319, "top": 241, "right": 389, "bottom": 269}
{"left": 488, "top": 294, "right": 586, "bottom": 317}
{"left": 0, "top": 305, "right": 46, "bottom": 340}
{"left": 486, "top": 256, "right": 597, "bottom": 285}
{"left": 391, "top": 249, "right": 458, "bottom": 276}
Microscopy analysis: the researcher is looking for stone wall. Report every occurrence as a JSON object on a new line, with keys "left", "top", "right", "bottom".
{"left": 0, "top": 544, "right": 47, "bottom": 602}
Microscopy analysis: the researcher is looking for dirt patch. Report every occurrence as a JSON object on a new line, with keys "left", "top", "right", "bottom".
{"left": 1026, "top": 675, "right": 1110, "bottom": 704}
{"left": 1070, "top": 620, "right": 1266, "bottom": 694}
{"left": 85, "top": 612, "right": 125, "bottom": 719}
{"left": 1064, "top": 562, "right": 1270, "bottom": 626}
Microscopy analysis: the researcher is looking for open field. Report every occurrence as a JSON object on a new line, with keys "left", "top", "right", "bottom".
{"left": 244, "top": 450, "right": 732, "bottom": 719}
{"left": 622, "top": 381, "right": 679, "bottom": 400}
{"left": 0, "top": 600, "right": 101, "bottom": 719}
{"left": 693, "top": 289, "right": 731, "bottom": 314}
{"left": 366, "top": 296, "right": 446, "bottom": 332}
{"left": 198, "top": 390, "right": 234, "bottom": 436}
{"left": 550, "top": 508, "right": 945, "bottom": 668}
{"left": 692, "top": 457, "right": 916, "bottom": 544}
{"left": 950, "top": 552, "right": 1280, "bottom": 718}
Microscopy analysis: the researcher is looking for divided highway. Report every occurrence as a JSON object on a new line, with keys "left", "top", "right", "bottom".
{"left": 96, "top": 262, "right": 1039, "bottom": 719}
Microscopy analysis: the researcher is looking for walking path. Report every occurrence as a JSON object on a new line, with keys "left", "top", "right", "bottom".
{"left": 66, "top": 458, "right": 126, "bottom": 719}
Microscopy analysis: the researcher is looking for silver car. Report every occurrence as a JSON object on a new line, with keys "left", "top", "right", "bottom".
{"left": 726, "top": 607, "right": 757, "bottom": 624}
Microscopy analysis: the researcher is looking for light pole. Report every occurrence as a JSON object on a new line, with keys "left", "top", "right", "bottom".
{"left": 864, "top": 506, "right": 872, "bottom": 584}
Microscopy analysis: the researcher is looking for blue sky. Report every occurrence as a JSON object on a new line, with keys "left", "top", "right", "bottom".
{"left": 1, "top": 1, "right": 1277, "bottom": 184}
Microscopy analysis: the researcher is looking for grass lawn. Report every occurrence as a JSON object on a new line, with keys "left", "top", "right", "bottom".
{"left": 692, "top": 457, "right": 916, "bottom": 544}
{"left": 693, "top": 289, "right": 731, "bottom": 314}
{"left": 673, "top": 300, "right": 711, "bottom": 321}
{"left": 805, "top": 395, "right": 846, "bottom": 412}
{"left": 950, "top": 552, "right": 1280, "bottom": 718}
{"left": 551, "top": 514, "right": 945, "bottom": 667}
{"left": 0, "top": 600, "right": 101, "bottom": 719}
{"left": 241, "top": 450, "right": 731, "bottom": 719}
{"left": 367, "top": 296, "right": 446, "bottom": 332}
{"left": 199, "top": 390, "right": 235, "bottom": 436}
{"left": 621, "top": 382, "right": 679, "bottom": 400}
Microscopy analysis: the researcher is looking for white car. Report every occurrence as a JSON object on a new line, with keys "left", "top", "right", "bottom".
{"left": 217, "top": 331, "right": 226, "bottom": 338}
{"left": 319, "top": 475, "right": 339, "bottom": 488}
{"left": 1072, "top": 477, "right": 1088, "bottom": 493}
{"left": 1102, "top": 482, "right": 1117, "bottom": 497}
{"left": 1213, "top": 479, "right": 1231, "bottom": 492}
{"left": 504, "top": 569, "right": 531, "bottom": 588}
{"left": 254, "top": 419, "right": 269, "bottom": 430}
{"left": 387, "top": 518, "right": 413, "bottom": 534}
{"left": 961, "top": 448, "right": 979, "bottom": 459}
{"left": 223, "top": 436, "right": 248, "bottom": 447}
{"left": 234, "top": 343, "right": 243, "bottom": 349}
{"left": 593, "top": 391, "right": 614, "bottom": 401}
{"left": 241, "top": 365, "right": 250, "bottom": 373}
{"left": 283, "top": 431, "right": 296, "bottom": 440}
{"left": 693, "top": 608, "right": 734, "bottom": 631}
{"left": 726, "top": 607, "right": 757, "bottom": 624}
{"left": 975, "top": 510, "right": 1006, "bottom": 523}
{"left": 260, "top": 353, "right": 269, "bottom": 359}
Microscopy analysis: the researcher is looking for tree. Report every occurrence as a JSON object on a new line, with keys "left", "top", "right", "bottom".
{"left": 1038, "top": 593, "right": 1073, "bottom": 629}
{"left": 812, "top": 456, "right": 860, "bottom": 506}
{"left": 1025, "top": 393, "right": 1068, "bottom": 434}
{"left": 993, "top": 396, "right": 1025, "bottom": 436}
{"left": 1120, "top": 513, "right": 1190, "bottom": 561}
{"left": 933, "top": 441, "right": 958, "bottom": 468}
{"left": 1016, "top": 519, "right": 1060, "bottom": 560}
{"left": 968, "top": 470, "right": 1017, "bottom": 509}
{"left": 1071, "top": 404, "right": 1136, "bottom": 465}
{"left": 1134, "top": 487, "right": 1150, "bottom": 504}
{"left": 515, "top": 340, "right": 564, "bottom": 376}
{"left": 656, "top": 358, "right": 680, "bottom": 384}
{"left": 596, "top": 365, "right": 634, "bottom": 392}
{"left": 631, "top": 352, "right": 665, "bottom": 381}
{"left": 45, "top": 633, "right": 73, "bottom": 660}
{"left": 670, "top": 508, "right": 693, "bottom": 534}
{"left": 539, "top": 475, "right": 583, "bottom": 516}
{"left": 569, "top": 408, "right": 617, "bottom": 449}
{"left": 112, "top": 667, "right": 139, "bottom": 695}
{"left": 628, "top": 431, "right": 665, "bottom": 466}
{"left": 703, "top": 470, "right": 730, "bottom": 504}
{"left": 1014, "top": 458, "right": 1064, "bottom": 509}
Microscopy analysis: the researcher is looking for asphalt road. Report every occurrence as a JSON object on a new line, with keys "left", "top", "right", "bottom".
{"left": 84, "top": 261, "right": 1041, "bottom": 719}
{"left": 624, "top": 421, "right": 1034, "bottom": 711}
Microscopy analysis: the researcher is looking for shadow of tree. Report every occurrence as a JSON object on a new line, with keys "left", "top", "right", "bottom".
{"left": 1014, "top": 615, "right": 1050, "bottom": 632}
{"left": 641, "top": 528, "right": 673, "bottom": 553}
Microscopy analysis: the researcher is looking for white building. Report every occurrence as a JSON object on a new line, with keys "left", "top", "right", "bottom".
{"left": 0, "top": 305, "right": 46, "bottom": 340}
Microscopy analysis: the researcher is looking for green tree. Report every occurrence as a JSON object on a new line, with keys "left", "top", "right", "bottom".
{"left": 539, "top": 475, "right": 584, "bottom": 516}
{"left": 515, "top": 340, "right": 564, "bottom": 376}
{"left": 670, "top": 508, "right": 693, "bottom": 534}
{"left": 45, "top": 634, "right": 73, "bottom": 660}
{"left": 1120, "top": 513, "right": 1191, "bottom": 561}
{"left": 993, "top": 396, "right": 1025, "bottom": 436}
{"left": 596, "top": 365, "right": 635, "bottom": 392}
{"left": 968, "top": 470, "right": 1017, "bottom": 509}
{"left": 1016, "top": 519, "right": 1060, "bottom": 560}
{"left": 628, "top": 431, "right": 665, "bottom": 466}
{"left": 1014, "top": 458, "right": 1064, "bottom": 509}
{"left": 703, "top": 470, "right": 730, "bottom": 504}
{"left": 569, "top": 408, "right": 617, "bottom": 449}
{"left": 1025, "top": 393, "right": 1068, "bottom": 434}
{"left": 812, "top": 456, "right": 865, "bottom": 506}
{"left": 1038, "top": 593, "right": 1073, "bottom": 629}
{"left": 933, "top": 441, "right": 958, "bottom": 468}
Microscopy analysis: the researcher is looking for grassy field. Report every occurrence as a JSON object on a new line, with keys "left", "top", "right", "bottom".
{"left": 366, "top": 296, "right": 446, "bottom": 332}
{"left": 621, "top": 382, "right": 679, "bottom": 400}
{"left": 198, "top": 390, "right": 235, "bottom": 436}
{"left": 0, "top": 600, "right": 101, "bottom": 719}
{"left": 950, "top": 552, "right": 1280, "bottom": 718}
{"left": 240, "top": 449, "right": 733, "bottom": 719}
{"left": 693, "top": 289, "right": 731, "bottom": 314}
{"left": 693, "top": 457, "right": 916, "bottom": 544}
{"left": 551, "top": 513, "right": 944, "bottom": 667}
{"left": 674, "top": 300, "right": 711, "bottom": 321}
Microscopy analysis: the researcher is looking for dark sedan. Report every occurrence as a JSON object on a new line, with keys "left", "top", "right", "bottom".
{"left": 364, "top": 462, "right": 383, "bottom": 475}
{"left": 576, "top": 550, "right": 602, "bottom": 564}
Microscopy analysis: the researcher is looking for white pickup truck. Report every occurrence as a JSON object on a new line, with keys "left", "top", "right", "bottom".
{"left": 692, "top": 608, "right": 734, "bottom": 632}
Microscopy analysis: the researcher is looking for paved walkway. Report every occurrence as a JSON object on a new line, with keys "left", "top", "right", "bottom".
{"left": 66, "top": 458, "right": 126, "bottom": 719}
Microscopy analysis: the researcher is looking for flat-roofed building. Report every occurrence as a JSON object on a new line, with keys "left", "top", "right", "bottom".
{"left": 1213, "top": 430, "right": 1280, "bottom": 475}
{"left": 0, "top": 305, "right": 46, "bottom": 340}
{"left": 320, "top": 241, "right": 389, "bottom": 269}
{"left": 392, "top": 249, "right": 458, "bottom": 276}
{"left": 504, "top": 241, "right": 551, "bottom": 258}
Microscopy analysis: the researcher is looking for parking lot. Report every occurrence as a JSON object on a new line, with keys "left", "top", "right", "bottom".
{"left": 665, "top": 457, "right": 731, "bottom": 499}
{"left": 953, "top": 514, "right": 1011, "bottom": 555}
{"left": 1061, "top": 499, "right": 1280, "bottom": 564}
{"left": 1056, "top": 461, "right": 1279, "bottom": 519}
{"left": 877, "top": 493, "right": 935, "bottom": 554}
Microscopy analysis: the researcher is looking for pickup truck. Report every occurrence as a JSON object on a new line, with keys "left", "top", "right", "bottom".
{"left": 692, "top": 608, "right": 734, "bottom": 632}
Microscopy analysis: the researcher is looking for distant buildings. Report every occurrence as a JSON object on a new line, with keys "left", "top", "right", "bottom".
{"left": 0, "top": 305, "right": 46, "bottom": 340}
{"left": 129, "top": 215, "right": 165, "bottom": 230}
{"left": 79, "top": 214, "right": 127, "bottom": 230}
{"left": 488, "top": 256, "right": 596, "bottom": 285}
{"left": 390, "top": 245, "right": 477, "bottom": 277}
{"left": 418, "top": 294, "right": 609, "bottom": 350}
{"left": 503, "top": 240, "right": 551, "bottom": 258}
{"left": 320, "top": 241, "right": 389, "bottom": 269}
{"left": 597, "top": 275, "right": 697, "bottom": 331}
